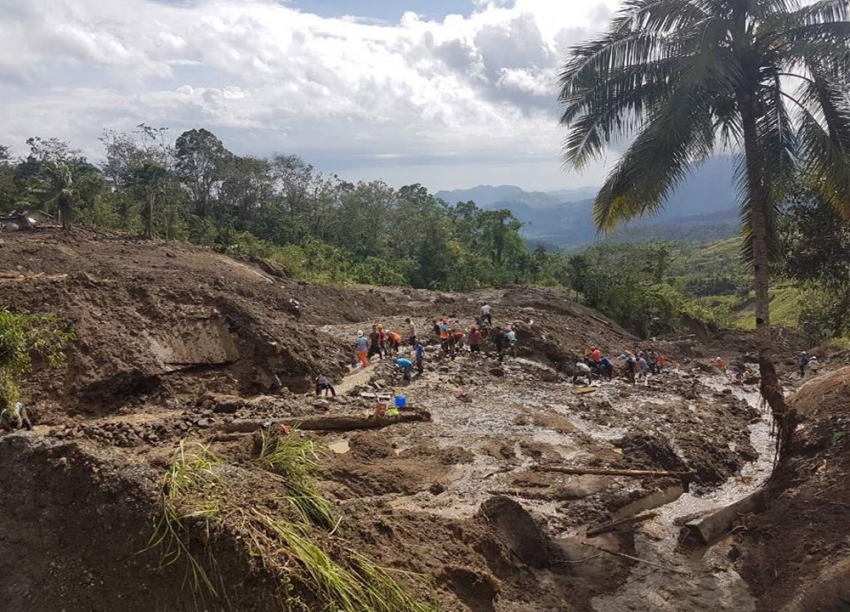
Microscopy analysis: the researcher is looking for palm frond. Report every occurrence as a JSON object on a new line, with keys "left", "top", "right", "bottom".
{"left": 794, "top": 70, "right": 850, "bottom": 215}
{"left": 593, "top": 87, "right": 716, "bottom": 231}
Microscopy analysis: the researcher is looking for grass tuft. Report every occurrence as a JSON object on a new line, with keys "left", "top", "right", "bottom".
{"left": 255, "top": 431, "right": 336, "bottom": 529}
{"left": 148, "top": 442, "right": 223, "bottom": 595}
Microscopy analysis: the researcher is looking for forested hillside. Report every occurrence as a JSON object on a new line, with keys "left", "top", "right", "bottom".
{"left": 0, "top": 129, "right": 572, "bottom": 290}
{"left": 2, "top": 130, "right": 847, "bottom": 344}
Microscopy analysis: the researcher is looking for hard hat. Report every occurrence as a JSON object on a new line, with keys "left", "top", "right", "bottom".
{"left": 357, "top": 330, "right": 364, "bottom": 337}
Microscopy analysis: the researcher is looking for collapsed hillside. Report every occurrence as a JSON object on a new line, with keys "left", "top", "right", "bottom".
{"left": 0, "top": 228, "right": 844, "bottom": 612}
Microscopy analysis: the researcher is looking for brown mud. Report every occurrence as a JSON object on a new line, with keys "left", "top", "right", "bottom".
{"left": 0, "top": 229, "right": 844, "bottom": 612}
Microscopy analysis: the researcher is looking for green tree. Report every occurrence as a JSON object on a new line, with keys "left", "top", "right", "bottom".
{"left": 778, "top": 184, "right": 850, "bottom": 340}
{"left": 175, "top": 128, "right": 230, "bottom": 218}
{"left": 23, "top": 137, "right": 104, "bottom": 229}
{"left": 559, "top": 0, "right": 850, "bottom": 450}
{"left": 0, "top": 145, "right": 19, "bottom": 211}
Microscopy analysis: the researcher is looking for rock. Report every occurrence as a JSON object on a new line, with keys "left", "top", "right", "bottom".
{"left": 489, "top": 368, "right": 506, "bottom": 377}
{"left": 197, "top": 418, "right": 214, "bottom": 428}
{"left": 429, "top": 482, "right": 446, "bottom": 495}
{"left": 477, "top": 496, "right": 552, "bottom": 568}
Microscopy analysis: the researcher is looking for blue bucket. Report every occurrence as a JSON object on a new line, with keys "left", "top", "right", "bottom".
{"left": 394, "top": 396, "right": 407, "bottom": 408}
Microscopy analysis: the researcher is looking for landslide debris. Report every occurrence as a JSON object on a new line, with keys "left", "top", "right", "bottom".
{"left": 0, "top": 229, "right": 827, "bottom": 612}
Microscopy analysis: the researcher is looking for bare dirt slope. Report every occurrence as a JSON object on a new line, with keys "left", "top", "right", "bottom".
{"left": 737, "top": 366, "right": 850, "bottom": 612}
{"left": 0, "top": 229, "right": 834, "bottom": 612}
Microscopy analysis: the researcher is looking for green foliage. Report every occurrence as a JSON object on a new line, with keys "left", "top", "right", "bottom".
{"left": 255, "top": 431, "right": 335, "bottom": 529}
{"left": 797, "top": 288, "right": 849, "bottom": 344}
{"left": 0, "top": 308, "right": 74, "bottom": 408}
{"left": 559, "top": 0, "right": 850, "bottom": 332}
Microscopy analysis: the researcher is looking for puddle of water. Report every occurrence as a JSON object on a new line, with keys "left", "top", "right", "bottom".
{"left": 327, "top": 439, "right": 350, "bottom": 454}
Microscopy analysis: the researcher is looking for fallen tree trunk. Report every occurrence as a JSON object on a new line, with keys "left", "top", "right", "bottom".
{"left": 214, "top": 411, "right": 431, "bottom": 434}
{"left": 585, "top": 513, "right": 658, "bottom": 538}
{"left": 685, "top": 490, "right": 766, "bottom": 544}
{"left": 532, "top": 465, "right": 694, "bottom": 478}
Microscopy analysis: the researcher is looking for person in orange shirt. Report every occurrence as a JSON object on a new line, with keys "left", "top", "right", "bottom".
{"left": 590, "top": 346, "right": 602, "bottom": 364}
{"left": 451, "top": 329, "right": 466, "bottom": 359}
{"left": 658, "top": 354, "right": 667, "bottom": 373}
{"left": 387, "top": 331, "right": 402, "bottom": 355}
{"left": 715, "top": 356, "right": 726, "bottom": 370}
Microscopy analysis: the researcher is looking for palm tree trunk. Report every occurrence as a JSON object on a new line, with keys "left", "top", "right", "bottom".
{"left": 740, "top": 104, "right": 793, "bottom": 462}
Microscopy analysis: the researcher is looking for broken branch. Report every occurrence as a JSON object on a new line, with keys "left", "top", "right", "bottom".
{"left": 214, "top": 411, "right": 431, "bottom": 434}
{"left": 532, "top": 465, "right": 694, "bottom": 478}
{"left": 581, "top": 543, "right": 690, "bottom": 575}
{"left": 585, "top": 513, "right": 658, "bottom": 538}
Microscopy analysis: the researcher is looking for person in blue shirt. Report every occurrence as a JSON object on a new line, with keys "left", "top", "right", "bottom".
{"left": 354, "top": 331, "right": 369, "bottom": 368}
{"left": 599, "top": 356, "right": 615, "bottom": 380}
{"left": 414, "top": 342, "right": 425, "bottom": 375}
{"left": 396, "top": 357, "right": 413, "bottom": 382}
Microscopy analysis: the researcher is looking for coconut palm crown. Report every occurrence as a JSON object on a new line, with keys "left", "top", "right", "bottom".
{"left": 559, "top": 0, "right": 850, "bottom": 333}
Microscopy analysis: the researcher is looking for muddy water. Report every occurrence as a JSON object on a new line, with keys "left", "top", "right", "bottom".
{"left": 323, "top": 320, "right": 774, "bottom": 610}
{"left": 589, "top": 379, "right": 774, "bottom": 612}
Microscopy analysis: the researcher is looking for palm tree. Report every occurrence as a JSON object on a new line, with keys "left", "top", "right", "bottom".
{"left": 559, "top": 0, "right": 850, "bottom": 455}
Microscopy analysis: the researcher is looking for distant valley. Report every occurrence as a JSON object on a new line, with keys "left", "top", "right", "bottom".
{"left": 436, "top": 157, "right": 740, "bottom": 249}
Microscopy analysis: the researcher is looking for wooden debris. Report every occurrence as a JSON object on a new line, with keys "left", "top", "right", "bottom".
{"left": 214, "top": 410, "right": 431, "bottom": 434}
{"left": 570, "top": 386, "right": 596, "bottom": 395}
{"left": 585, "top": 513, "right": 658, "bottom": 538}
{"left": 685, "top": 490, "right": 766, "bottom": 544}
{"left": 532, "top": 465, "right": 694, "bottom": 478}
{"left": 581, "top": 543, "right": 691, "bottom": 575}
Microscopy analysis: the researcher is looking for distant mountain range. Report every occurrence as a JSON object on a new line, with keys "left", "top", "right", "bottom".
{"left": 436, "top": 157, "right": 741, "bottom": 249}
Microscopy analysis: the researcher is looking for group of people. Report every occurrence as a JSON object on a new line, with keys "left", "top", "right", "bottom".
{"left": 573, "top": 346, "right": 668, "bottom": 384}
{"left": 349, "top": 304, "right": 517, "bottom": 388}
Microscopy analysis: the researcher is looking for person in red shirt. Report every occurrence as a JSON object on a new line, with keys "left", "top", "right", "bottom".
{"left": 468, "top": 325, "right": 482, "bottom": 358}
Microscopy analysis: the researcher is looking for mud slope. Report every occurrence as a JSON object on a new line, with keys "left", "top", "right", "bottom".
{"left": 0, "top": 435, "right": 285, "bottom": 612}
{"left": 0, "top": 229, "right": 635, "bottom": 420}
{"left": 737, "top": 367, "right": 850, "bottom": 612}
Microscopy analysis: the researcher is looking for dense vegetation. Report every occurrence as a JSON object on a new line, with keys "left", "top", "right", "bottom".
{"left": 1, "top": 130, "right": 848, "bottom": 344}
{"left": 0, "top": 130, "right": 572, "bottom": 290}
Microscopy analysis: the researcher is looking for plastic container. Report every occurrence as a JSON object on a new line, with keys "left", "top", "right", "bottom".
{"left": 394, "top": 396, "right": 407, "bottom": 409}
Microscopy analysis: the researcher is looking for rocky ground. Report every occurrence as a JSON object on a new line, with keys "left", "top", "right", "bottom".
{"left": 0, "top": 228, "right": 847, "bottom": 612}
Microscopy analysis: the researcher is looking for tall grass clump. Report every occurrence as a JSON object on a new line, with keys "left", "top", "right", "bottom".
{"left": 148, "top": 442, "right": 223, "bottom": 595}
{"left": 255, "top": 431, "right": 335, "bottom": 529}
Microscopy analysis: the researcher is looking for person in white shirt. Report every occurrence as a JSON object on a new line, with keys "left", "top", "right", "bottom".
{"left": 481, "top": 304, "right": 492, "bottom": 326}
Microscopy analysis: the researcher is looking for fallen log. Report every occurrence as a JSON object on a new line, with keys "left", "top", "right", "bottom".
{"left": 214, "top": 411, "right": 431, "bottom": 434}
{"left": 532, "top": 465, "right": 694, "bottom": 478}
{"left": 685, "top": 490, "right": 766, "bottom": 544}
{"left": 585, "top": 513, "right": 658, "bottom": 538}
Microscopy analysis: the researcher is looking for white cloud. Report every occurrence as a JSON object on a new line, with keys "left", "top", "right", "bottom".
{"left": 0, "top": 0, "right": 619, "bottom": 190}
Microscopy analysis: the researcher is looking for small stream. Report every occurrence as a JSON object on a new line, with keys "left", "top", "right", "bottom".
{"left": 589, "top": 378, "right": 774, "bottom": 612}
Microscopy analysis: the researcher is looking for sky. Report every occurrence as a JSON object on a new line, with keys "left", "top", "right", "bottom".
{"left": 0, "top": 0, "right": 621, "bottom": 192}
